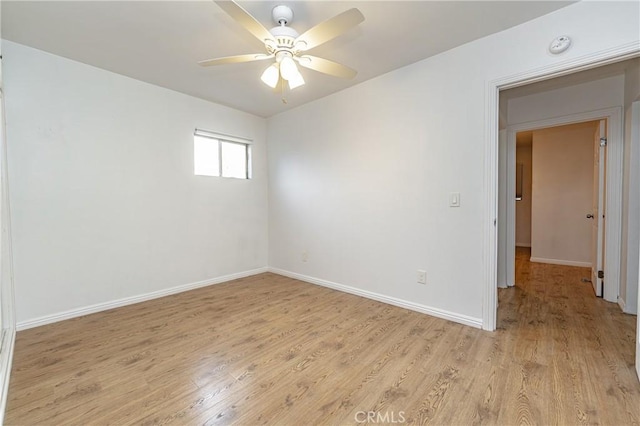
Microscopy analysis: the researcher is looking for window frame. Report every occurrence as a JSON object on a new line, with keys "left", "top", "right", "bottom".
{"left": 193, "top": 129, "right": 252, "bottom": 180}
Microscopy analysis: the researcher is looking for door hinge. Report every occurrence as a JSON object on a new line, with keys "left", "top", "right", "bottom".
{"left": 598, "top": 270, "right": 604, "bottom": 279}
{"left": 600, "top": 137, "right": 607, "bottom": 147}
{"left": 494, "top": 218, "right": 497, "bottom": 226}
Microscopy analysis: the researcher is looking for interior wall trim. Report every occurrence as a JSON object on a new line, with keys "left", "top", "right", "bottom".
{"left": 618, "top": 297, "right": 626, "bottom": 313}
{"left": 529, "top": 257, "right": 591, "bottom": 268}
{"left": 16, "top": 267, "right": 268, "bottom": 331}
{"left": 268, "top": 267, "right": 483, "bottom": 329}
{"left": 0, "top": 328, "right": 15, "bottom": 425}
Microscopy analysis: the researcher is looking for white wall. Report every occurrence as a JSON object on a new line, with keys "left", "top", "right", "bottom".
{"left": 267, "top": 1, "right": 639, "bottom": 324}
{"left": 3, "top": 41, "right": 268, "bottom": 325}
{"left": 515, "top": 143, "right": 532, "bottom": 247}
{"left": 507, "top": 75, "right": 625, "bottom": 125}
{"left": 530, "top": 123, "right": 596, "bottom": 266}
{"left": 621, "top": 60, "right": 640, "bottom": 314}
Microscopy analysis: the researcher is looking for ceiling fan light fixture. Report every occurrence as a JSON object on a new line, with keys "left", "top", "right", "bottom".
{"left": 279, "top": 55, "right": 298, "bottom": 81}
{"left": 260, "top": 63, "right": 280, "bottom": 88}
{"left": 288, "top": 71, "right": 305, "bottom": 89}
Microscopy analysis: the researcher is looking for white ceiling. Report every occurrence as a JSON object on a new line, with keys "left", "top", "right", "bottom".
{"left": 2, "top": 1, "right": 573, "bottom": 118}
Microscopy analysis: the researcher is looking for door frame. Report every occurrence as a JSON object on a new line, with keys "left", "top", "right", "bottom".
{"left": 592, "top": 120, "right": 606, "bottom": 296}
{"left": 0, "top": 87, "right": 16, "bottom": 423}
{"left": 483, "top": 43, "right": 639, "bottom": 331}
{"left": 502, "top": 109, "right": 622, "bottom": 301}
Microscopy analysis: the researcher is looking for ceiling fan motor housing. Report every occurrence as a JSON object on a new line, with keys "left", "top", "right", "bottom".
{"left": 267, "top": 25, "right": 300, "bottom": 54}
{"left": 272, "top": 5, "right": 293, "bottom": 25}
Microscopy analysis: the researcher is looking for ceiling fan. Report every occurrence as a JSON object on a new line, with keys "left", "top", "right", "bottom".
{"left": 199, "top": 1, "right": 365, "bottom": 92}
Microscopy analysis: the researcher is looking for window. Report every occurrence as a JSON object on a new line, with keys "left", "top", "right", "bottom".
{"left": 194, "top": 129, "right": 251, "bottom": 179}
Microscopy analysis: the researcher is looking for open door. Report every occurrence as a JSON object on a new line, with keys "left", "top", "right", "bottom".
{"left": 590, "top": 120, "right": 606, "bottom": 297}
{"left": 497, "top": 129, "right": 507, "bottom": 289}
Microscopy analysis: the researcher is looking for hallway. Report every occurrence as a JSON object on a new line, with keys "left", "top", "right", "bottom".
{"left": 497, "top": 247, "right": 639, "bottom": 423}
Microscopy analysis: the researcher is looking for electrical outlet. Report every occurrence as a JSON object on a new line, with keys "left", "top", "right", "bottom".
{"left": 417, "top": 270, "right": 427, "bottom": 284}
{"left": 302, "top": 250, "right": 308, "bottom": 262}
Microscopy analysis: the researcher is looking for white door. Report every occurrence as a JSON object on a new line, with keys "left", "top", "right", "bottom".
{"left": 591, "top": 120, "right": 606, "bottom": 297}
{"left": 497, "top": 130, "right": 507, "bottom": 289}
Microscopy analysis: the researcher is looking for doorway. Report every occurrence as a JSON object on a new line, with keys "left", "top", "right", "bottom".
{"left": 513, "top": 120, "right": 605, "bottom": 297}
{"left": 485, "top": 53, "right": 640, "bottom": 330}
{"left": 488, "top": 56, "right": 640, "bottom": 381}
{"left": 501, "top": 108, "right": 622, "bottom": 303}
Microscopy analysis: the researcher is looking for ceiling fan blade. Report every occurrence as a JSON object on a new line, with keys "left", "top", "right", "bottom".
{"left": 198, "top": 53, "right": 273, "bottom": 67}
{"left": 215, "top": 1, "right": 274, "bottom": 44}
{"left": 296, "top": 55, "right": 357, "bottom": 79}
{"left": 295, "top": 8, "right": 364, "bottom": 52}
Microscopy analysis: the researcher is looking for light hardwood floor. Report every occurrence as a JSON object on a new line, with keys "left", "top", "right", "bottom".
{"left": 5, "top": 251, "right": 640, "bottom": 425}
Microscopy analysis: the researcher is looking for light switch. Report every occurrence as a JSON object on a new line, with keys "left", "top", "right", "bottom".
{"left": 449, "top": 192, "right": 460, "bottom": 207}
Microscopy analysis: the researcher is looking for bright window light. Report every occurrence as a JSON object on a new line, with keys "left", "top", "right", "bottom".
{"left": 194, "top": 135, "right": 220, "bottom": 177}
{"left": 221, "top": 141, "right": 248, "bottom": 179}
{"left": 194, "top": 131, "right": 251, "bottom": 179}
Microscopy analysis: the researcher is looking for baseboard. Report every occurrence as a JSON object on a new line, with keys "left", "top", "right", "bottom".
{"left": 529, "top": 257, "right": 591, "bottom": 268}
{"left": 618, "top": 297, "right": 626, "bottom": 312}
{"left": 16, "top": 267, "right": 268, "bottom": 331}
{"left": 0, "top": 326, "right": 16, "bottom": 425}
{"left": 268, "top": 267, "right": 482, "bottom": 329}
{"left": 618, "top": 297, "right": 638, "bottom": 315}
{"left": 515, "top": 243, "right": 531, "bottom": 248}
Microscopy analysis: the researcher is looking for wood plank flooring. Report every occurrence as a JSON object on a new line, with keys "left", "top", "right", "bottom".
{"left": 5, "top": 252, "right": 640, "bottom": 425}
